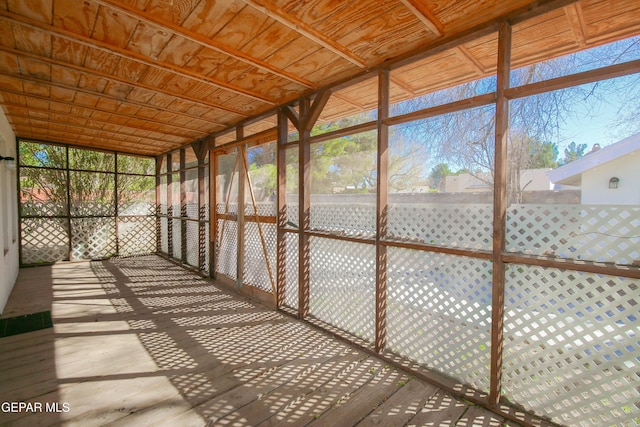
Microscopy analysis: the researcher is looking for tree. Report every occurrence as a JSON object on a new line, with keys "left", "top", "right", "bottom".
{"left": 428, "top": 163, "right": 453, "bottom": 191}
{"left": 562, "top": 141, "right": 587, "bottom": 165}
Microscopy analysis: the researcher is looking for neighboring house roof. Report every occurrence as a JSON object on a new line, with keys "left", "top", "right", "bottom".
{"left": 547, "top": 133, "right": 640, "bottom": 186}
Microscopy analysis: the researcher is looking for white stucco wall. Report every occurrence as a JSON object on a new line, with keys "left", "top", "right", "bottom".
{"left": 581, "top": 150, "right": 640, "bottom": 205}
{"left": 0, "top": 108, "right": 18, "bottom": 314}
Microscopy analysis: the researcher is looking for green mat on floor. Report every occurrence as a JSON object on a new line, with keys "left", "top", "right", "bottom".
{"left": 0, "top": 311, "right": 53, "bottom": 338}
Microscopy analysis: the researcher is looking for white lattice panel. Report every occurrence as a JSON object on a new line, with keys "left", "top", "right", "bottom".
{"left": 70, "top": 201, "right": 115, "bottom": 217}
{"left": 310, "top": 204, "right": 376, "bottom": 237}
{"left": 245, "top": 201, "right": 275, "bottom": 216}
{"left": 172, "top": 219, "right": 182, "bottom": 259}
{"left": 118, "top": 217, "right": 156, "bottom": 256}
{"left": 503, "top": 265, "right": 639, "bottom": 426}
{"left": 243, "top": 222, "right": 276, "bottom": 293}
{"left": 309, "top": 237, "right": 376, "bottom": 343}
{"left": 216, "top": 219, "right": 237, "bottom": 280}
{"left": 21, "top": 218, "right": 69, "bottom": 264}
{"left": 203, "top": 222, "right": 210, "bottom": 274}
{"left": 388, "top": 204, "right": 493, "bottom": 249}
{"left": 387, "top": 247, "right": 492, "bottom": 391}
{"left": 161, "top": 217, "right": 169, "bottom": 254}
{"left": 186, "top": 220, "right": 199, "bottom": 267}
{"left": 284, "top": 233, "right": 299, "bottom": 310}
{"left": 186, "top": 203, "right": 199, "bottom": 220}
{"left": 507, "top": 205, "right": 640, "bottom": 265}
{"left": 119, "top": 202, "right": 155, "bottom": 216}
{"left": 71, "top": 218, "right": 117, "bottom": 260}
{"left": 21, "top": 201, "right": 67, "bottom": 217}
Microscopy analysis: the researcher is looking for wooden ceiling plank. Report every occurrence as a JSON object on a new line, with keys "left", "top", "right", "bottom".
{"left": 92, "top": 0, "right": 316, "bottom": 89}
{"left": 0, "top": 41, "right": 250, "bottom": 118}
{"left": 240, "top": 0, "right": 367, "bottom": 68}
{"left": 16, "top": 114, "right": 181, "bottom": 148}
{"left": 398, "top": 0, "right": 445, "bottom": 37}
{"left": 455, "top": 45, "right": 487, "bottom": 75}
{"left": 0, "top": 9, "right": 276, "bottom": 105}
{"left": 564, "top": 3, "right": 588, "bottom": 47}
{"left": 0, "top": 69, "right": 222, "bottom": 130}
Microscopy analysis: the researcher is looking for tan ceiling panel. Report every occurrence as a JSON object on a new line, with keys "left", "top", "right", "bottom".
{"left": 241, "top": 20, "right": 301, "bottom": 61}
{"left": 48, "top": 86, "right": 76, "bottom": 102}
{"left": 211, "top": 5, "right": 273, "bottom": 51}
{"left": 0, "top": 20, "right": 16, "bottom": 47}
{"left": 77, "top": 72, "right": 109, "bottom": 92}
{"left": 155, "top": 36, "right": 201, "bottom": 67}
{"left": 22, "top": 81, "right": 49, "bottom": 97}
{"left": 0, "top": 74, "right": 25, "bottom": 92}
{"left": 91, "top": 5, "right": 139, "bottom": 48}
{"left": 111, "top": 56, "right": 149, "bottom": 81}
{"left": 83, "top": 47, "right": 120, "bottom": 74}
{"left": 7, "top": 0, "right": 52, "bottom": 24}
{"left": 181, "top": 0, "right": 245, "bottom": 38}
{"left": 0, "top": 50, "right": 20, "bottom": 73}
{"left": 53, "top": 0, "right": 99, "bottom": 37}
{"left": 51, "top": 36, "right": 89, "bottom": 65}
{"left": 17, "top": 56, "right": 51, "bottom": 80}
{"left": 126, "top": 21, "right": 173, "bottom": 59}
{"left": 102, "top": 80, "right": 133, "bottom": 99}
{"left": 512, "top": 9, "right": 578, "bottom": 66}
{"left": 12, "top": 24, "right": 52, "bottom": 57}
{"left": 582, "top": 0, "right": 640, "bottom": 42}
{"left": 182, "top": 46, "right": 228, "bottom": 75}
{"left": 50, "top": 64, "right": 81, "bottom": 87}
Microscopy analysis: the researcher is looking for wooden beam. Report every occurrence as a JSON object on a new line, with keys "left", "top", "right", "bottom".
{"left": 283, "top": 105, "right": 300, "bottom": 132}
{"left": 237, "top": 128, "right": 245, "bottom": 288}
{"left": 398, "top": 0, "right": 445, "bottom": 36}
{"left": 455, "top": 46, "right": 487, "bottom": 75}
{"left": 502, "top": 253, "right": 640, "bottom": 280}
{"left": 381, "top": 240, "right": 493, "bottom": 260}
{"left": 209, "top": 143, "right": 218, "bottom": 278}
{"left": 92, "top": 0, "right": 316, "bottom": 89}
{"left": 375, "top": 68, "right": 389, "bottom": 353}
{"left": 2, "top": 100, "right": 201, "bottom": 140}
{"left": 564, "top": 3, "right": 588, "bottom": 47}
{"left": 167, "top": 152, "right": 174, "bottom": 256}
{"left": 308, "top": 121, "right": 377, "bottom": 145}
{"left": 298, "top": 97, "right": 311, "bottom": 319}
{"left": 0, "top": 10, "right": 276, "bottom": 105}
{"left": 190, "top": 138, "right": 210, "bottom": 163}
{"left": 304, "top": 89, "right": 332, "bottom": 132}
{"left": 180, "top": 148, "right": 187, "bottom": 263}
{"left": 240, "top": 0, "right": 367, "bottom": 68}
{"left": 384, "top": 92, "right": 496, "bottom": 127}
{"left": 7, "top": 114, "right": 177, "bottom": 149}
{"left": 490, "top": 21, "right": 511, "bottom": 408}
{"left": 0, "top": 43, "right": 251, "bottom": 117}
{"left": 0, "top": 69, "right": 226, "bottom": 128}
{"left": 276, "top": 109, "right": 288, "bottom": 309}
{"left": 505, "top": 59, "right": 640, "bottom": 100}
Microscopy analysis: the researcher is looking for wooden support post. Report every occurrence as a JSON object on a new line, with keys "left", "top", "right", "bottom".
{"left": 167, "top": 152, "right": 173, "bottom": 257}
{"left": 209, "top": 142, "right": 217, "bottom": 278}
{"left": 298, "top": 98, "right": 311, "bottom": 319}
{"left": 155, "top": 156, "right": 162, "bottom": 255}
{"left": 196, "top": 142, "right": 207, "bottom": 273}
{"left": 114, "top": 153, "right": 119, "bottom": 255}
{"left": 236, "top": 127, "right": 245, "bottom": 288}
{"left": 490, "top": 20, "right": 511, "bottom": 408}
{"left": 376, "top": 68, "right": 390, "bottom": 353}
{"left": 65, "top": 147, "right": 72, "bottom": 260}
{"left": 276, "top": 109, "right": 288, "bottom": 309}
{"left": 180, "top": 148, "right": 187, "bottom": 263}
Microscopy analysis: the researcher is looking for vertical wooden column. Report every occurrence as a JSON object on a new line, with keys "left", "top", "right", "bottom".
{"left": 298, "top": 98, "right": 311, "bottom": 319}
{"left": 490, "top": 20, "right": 512, "bottom": 408}
{"left": 236, "top": 127, "right": 245, "bottom": 288}
{"left": 65, "top": 146, "right": 72, "bottom": 260}
{"left": 192, "top": 139, "right": 208, "bottom": 273}
{"left": 180, "top": 148, "right": 187, "bottom": 263}
{"left": 155, "top": 156, "right": 162, "bottom": 256}
{"left": 167, "top": 153, "right": 173, "bottom": 257}
{"left": 114, "top": 153, "right": 119, "bottom": 255}
{"left": 276, "top": 109, "right": 288, "bottom": 309}
{"left": 376, "top": 68, "right": 390, "bottom": 353}
{"left": 209, "top": 140, "right": 217, "bottom": 278}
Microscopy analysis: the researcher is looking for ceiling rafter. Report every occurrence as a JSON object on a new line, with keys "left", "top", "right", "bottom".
{"left": 0, "top": 69, "right": 226, "bottom": 127}
{"left": 399, "top": 0, "right": 445, "bottom": 37}
{"left": 564, "top": 3, "right": 588, "bottom": 47}
{"left": 92, "top": 0, "right": 317, "bottom": 89}
{"left": 0, "top": 43, "right": 251, "bottom": 118}
{"left": 0, "top": 9, "right": 274, "bottom": 105}
{"left": 0, "top": 99, "right": 205, "bottom": 140}
{"left": 239, "top": 0, "right": 368, "bottom": 68}
{"left": 10, "top": 117, "right": 177, "bottom": 151}
{"left": 455, "top": 45, "right": 487, "bottom": 75}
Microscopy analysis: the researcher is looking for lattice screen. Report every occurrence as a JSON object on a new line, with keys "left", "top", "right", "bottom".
{"left": 186, "top": 220, "right": 199, "bottom": 267}
{"left": 284, "top": 232, "right": 299, "bottom": 310}
{"left": 309, "top": 236, "right": 376, "bottom": 343}
{"left": 216, "top": 218, "right": 237, "bottom": 280}
{"left": 507, "top": 205, "right": 640, "bottom": 265}
{"left": 71, "top": 217, "right": 117, "bottom": 260}
{"left": 172, "top": 218, "right": 182, "bottom": 259}
{"left": 388, "top": 204, "right": 493, "bottom": 249}
{"left": 161, "top": 217, "right": 169, "bottom": 253}
{"left": 243, "top": 222, "right": 276, "bottom": 292}
{"left": 21, "top": 218, "right": 69, "bottom": 264}
{"left": 310, "top": 203, "right": 375, "bottom": 237}
{"left": 386, "top": 247, "right": 492, "bottom": 391}
{"left": 503, "top": 265, "right": 639, "bottom": 426}
{"left": 118, "top": 217, "right": 157, "bottom": 256}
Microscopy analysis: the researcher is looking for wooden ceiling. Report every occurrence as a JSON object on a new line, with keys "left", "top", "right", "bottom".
{"left": 0, "top": 0, "right": 639, "bottom": 156}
